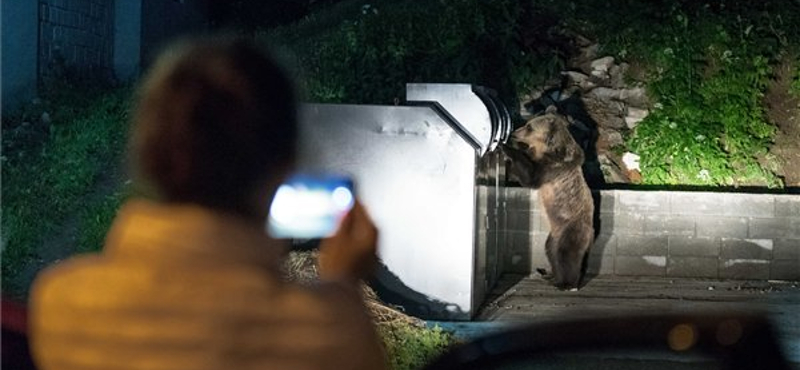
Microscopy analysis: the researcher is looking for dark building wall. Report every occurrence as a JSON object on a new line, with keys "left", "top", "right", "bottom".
{"left": 3, "top": 0, "right": 210, "bottom": 113}
{"left": 113, "top": 0, "right": 143, "bottom": 82}
{"left": 38, "top": 0, "right": 115, "bottom": 82}
{"left": 2, "top": 1, "right": 39, "bottom": 111}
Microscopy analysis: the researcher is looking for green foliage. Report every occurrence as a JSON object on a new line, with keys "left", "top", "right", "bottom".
{"left": 379, "top": 324, "right": 456, "bottom": 370}
{"left": 629, "top": 42, "right": 779, "bottom": 186}
{"left": 261, "top": 0, "right": 556, "bottom": 106}
{"left": 538, "top": 0, "right": 799, "bottom": 187}
{"left": 628, "top": 5, "right": 782, "bottom": 186}
{"left": 1, "top": 87, "right": 130, "bottom": 290}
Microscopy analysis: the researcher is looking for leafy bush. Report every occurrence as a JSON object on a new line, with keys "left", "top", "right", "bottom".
{"left": 628, "top": 6, "right": 784, "bottom": 186}
{"left": 629, "top": 30, "right": 778, "bottom": 186}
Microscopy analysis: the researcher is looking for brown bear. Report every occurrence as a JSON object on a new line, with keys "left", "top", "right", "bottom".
{"left": 503, "top": 106, "right": 594, "bottom": 290}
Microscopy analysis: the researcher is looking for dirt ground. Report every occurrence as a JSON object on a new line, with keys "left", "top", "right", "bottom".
{"left": 764, "top": 53, "right": 800, "bottom": 188}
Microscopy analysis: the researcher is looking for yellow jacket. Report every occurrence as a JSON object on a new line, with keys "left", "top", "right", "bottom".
{"left": 30, "top": 199, "right": 388, "bottom": 370}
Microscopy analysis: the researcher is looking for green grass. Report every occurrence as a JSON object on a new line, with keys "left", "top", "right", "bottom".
{"left": 379, "top": 324, "right": 456, "bottom": 370}
{"left": 75, "top": 187, "right": 131, "bottom": 254}
{"left": 1, "top": 86, "right": 131, "bottom": 293}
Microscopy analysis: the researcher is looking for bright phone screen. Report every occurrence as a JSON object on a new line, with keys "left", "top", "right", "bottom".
{"left": 267, "top": 174, "right": 355, "bottom": 239}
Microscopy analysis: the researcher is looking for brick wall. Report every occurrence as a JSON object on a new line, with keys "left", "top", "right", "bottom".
{"left": 495, "top": 187, "right": 800, "bottom": 281}
{"left": 39, "top": 0, "right": 115, "bottom": 81}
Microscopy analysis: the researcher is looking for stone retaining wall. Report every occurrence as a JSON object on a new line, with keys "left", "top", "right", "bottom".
{"left": 496, "top": 188, "right": 800, "bottom": 281}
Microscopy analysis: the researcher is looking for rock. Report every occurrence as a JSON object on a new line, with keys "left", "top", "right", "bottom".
{"left": 620, "top": 86, "right": 649, "bottom": 108}
{"left": 627, "top": 169, "right": 643, "bottom": 183}
{"left": 622, "top": 152, "right": 641, "bottom": 171}
{"left": 522, "top": 85, "right": 565, "bottom": 116}
{"left": 598, "top": 154, "right": 629, "bottom": 183}
{"left": 587, "top": 86, "right": 649, "bottom": 107}
{"left": 599, "top": 128, "right": 624, "bottom": 148}
{"left": 625, "top": 107, "right": 649, "bottom": 129}
{"left": 561, "top": 71, "right": 596, "bottom": 91}
{"left": 525, "top": 79, "right": 562, "bottom": 102}
{"left": 590, "top": 56, "right": 615, "bottom": 73}
{"left": 581, "top": 95, "right": 626, "bottom": 130}
{"left": 621, "top": 152, "right": 642, "bottom": 183}
{"left": 562, "top": 71, "right": 589, "bottom": 85}
{"left": 587, "top": 87, "right": 621, "bottom": 101}
{"left": 590, "top": 69, "right": 608, "bottom": 79}
{"left": 608, "top": 62, "right": 629, "bottom": 89}
{"left": 570, "top": 43, "right": 599, "bottom": 73}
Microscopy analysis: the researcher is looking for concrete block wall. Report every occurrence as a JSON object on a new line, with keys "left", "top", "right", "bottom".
{"left": 39, "top": 0, "right": 115, "bottom": 80}
{"left": 497, "top": 188, "right": 800, "bottom": 281}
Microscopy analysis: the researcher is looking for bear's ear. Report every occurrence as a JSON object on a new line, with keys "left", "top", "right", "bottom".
{"left": 545, "top": 105, "right": 558, "bottom": 115}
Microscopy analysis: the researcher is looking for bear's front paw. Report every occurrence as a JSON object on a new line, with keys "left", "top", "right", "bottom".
{"left": 553, "top": 282, "right": 580, "bottom": 291}
{"left": 535, "top": 268, "right": 551, "bottom": 279}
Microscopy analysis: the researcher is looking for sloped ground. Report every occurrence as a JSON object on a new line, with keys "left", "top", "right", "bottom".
{"left": 765, "top": 53, "right": 800, "bottom": 188}
{"left": 283, "top": 251, "right": 456, "bottom": 370}
{"left": 283, "top": 251, "right": 426, "bottom": 327}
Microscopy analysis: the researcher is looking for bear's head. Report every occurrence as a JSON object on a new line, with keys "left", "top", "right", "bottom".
{"left": 508, "top": 106, "right": 581, "bottom": 165}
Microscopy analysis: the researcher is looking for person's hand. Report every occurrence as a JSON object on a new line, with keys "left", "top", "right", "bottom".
{"left": 318, "top": 200, "right": 379, "bottom": 283}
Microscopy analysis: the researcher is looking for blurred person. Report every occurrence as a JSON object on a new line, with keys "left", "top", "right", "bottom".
{"left": 29, "top": 36, "right": 388, "bottom": 370}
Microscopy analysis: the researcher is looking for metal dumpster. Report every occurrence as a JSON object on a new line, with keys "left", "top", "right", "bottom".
{"left": 296, "top": 84, "right": 511, "bottom": 320}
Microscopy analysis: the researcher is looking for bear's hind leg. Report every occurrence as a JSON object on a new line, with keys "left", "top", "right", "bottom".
{"left": 543, "top": 233, "right": 558, "bottom": 282}
{"left": 546, "top": 225, "right": 593, "bottom": 290}
{"left": 544, "top": 233, "right": 574, "bottom": 288}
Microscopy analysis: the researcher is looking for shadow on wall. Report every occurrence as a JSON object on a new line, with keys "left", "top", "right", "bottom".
{"left": 583, "top": 191, "right": 614, "bottom": 286}
{"left": 497, "top": 185, "right": 531, "bottom": 292}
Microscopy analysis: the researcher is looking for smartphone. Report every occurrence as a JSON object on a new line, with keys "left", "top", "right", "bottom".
{"left": 267, "top": 173, "right": 355, "bottom": 239}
